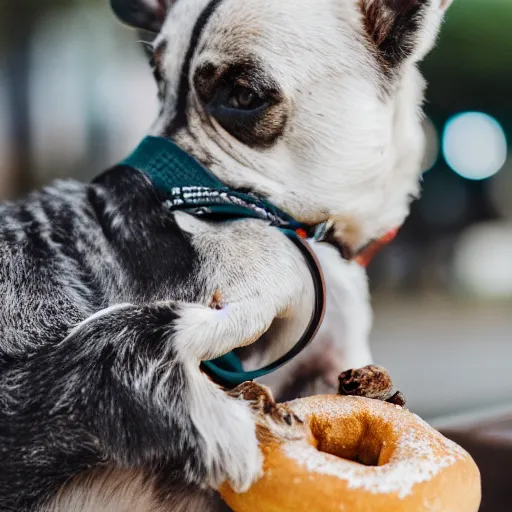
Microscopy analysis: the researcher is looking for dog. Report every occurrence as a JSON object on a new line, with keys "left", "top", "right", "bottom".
{"left": 0, "top": 0, "right": 452, "bottom": 510}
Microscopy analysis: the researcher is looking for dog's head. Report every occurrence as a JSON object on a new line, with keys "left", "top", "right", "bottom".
{"left": 112, "top": 0, "right": 452, "bottom": 254}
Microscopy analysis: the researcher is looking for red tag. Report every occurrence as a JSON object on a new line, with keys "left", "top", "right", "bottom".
{"left": 296, "top": 228, "right": 308, "bottom": 240}
{"left": 356, "top": 228, "right": 399, "bottom": 268}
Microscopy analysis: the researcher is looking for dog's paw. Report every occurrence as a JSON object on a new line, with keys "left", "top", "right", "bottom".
{"left": 221, "top": 423, "right": 263, "bottom": 493}
{"left": 204, "top": 395, "right": 263, "bottom": 493}
{"left": 228, "top": 381, "right": 303, "bottom": 427}
{"left": 228, "top": 382, "right": 305, "bottom": 445}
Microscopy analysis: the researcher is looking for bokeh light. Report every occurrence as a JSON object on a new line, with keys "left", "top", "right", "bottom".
{"left": 453, "top": 221, "right": 512, "bottom": 299}
{"left": 442, "top": 112, "right": 508, "bottom": 181}
{"left": 421, "top": 117, "right": 439, "bottom": 173}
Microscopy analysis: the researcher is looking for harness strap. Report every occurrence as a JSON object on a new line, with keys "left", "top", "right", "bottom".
{"left": 122, "top": 136, "right": 307, "bottom": 231}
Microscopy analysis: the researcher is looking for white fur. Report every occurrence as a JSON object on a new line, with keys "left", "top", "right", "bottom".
{"left": 173, "top": 212, "right": 315, "bottom": 362}
{"left": 46, "top": 468, "right": 212, "bottom": 512}
{"left": 65, "top": 303, "right": 132, "bottom": 337}
{"left": 184, "top": 362, "right": 262, "bottom": 492}
{"left": 46, "top": 469, "right": 168, "bottom": 512}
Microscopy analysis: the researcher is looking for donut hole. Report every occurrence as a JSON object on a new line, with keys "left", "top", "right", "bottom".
{"left": 309, "top": 414, "right": 395, "bottom": 467}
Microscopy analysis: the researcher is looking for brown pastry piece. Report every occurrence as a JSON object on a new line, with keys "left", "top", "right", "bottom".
{"left": 338, "top": 365, "right": 407, "bottom": 407}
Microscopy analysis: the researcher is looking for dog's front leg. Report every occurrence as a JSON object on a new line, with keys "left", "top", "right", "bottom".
{"left": 1, "top": 301, "right": 270, "bottom": 509}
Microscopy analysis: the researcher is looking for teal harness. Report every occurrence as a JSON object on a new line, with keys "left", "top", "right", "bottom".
{"left": 121, "top": 136, "right": 326, "bottom": 388}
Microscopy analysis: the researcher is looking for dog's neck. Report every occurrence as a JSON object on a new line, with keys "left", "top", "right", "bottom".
{"left": 122, "top": 136, "right": 326, "bottom": 238}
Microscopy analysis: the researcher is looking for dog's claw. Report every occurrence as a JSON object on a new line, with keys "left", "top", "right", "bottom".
{"left": 228, "top": 381, "right": 302, "bottom": 428}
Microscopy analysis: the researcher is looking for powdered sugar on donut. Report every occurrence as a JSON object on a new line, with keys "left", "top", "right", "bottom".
{"left": 284, "top": 396, "right": 470, "bottom": 499}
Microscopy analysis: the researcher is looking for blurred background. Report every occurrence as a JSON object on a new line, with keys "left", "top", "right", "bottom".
{"left": 0, "top": 0, "right": 510, "bottom": 508}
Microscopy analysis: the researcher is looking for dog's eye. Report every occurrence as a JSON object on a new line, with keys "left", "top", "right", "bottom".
{"left": 193, "top": 61, "right": 286, "bottom": 148}
{"left": 226, "top": 86, "right": 264, "bottom": 110}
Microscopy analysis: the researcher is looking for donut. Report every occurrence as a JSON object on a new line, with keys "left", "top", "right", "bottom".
{"left": 220, "top": 395, "right": 481, "bottom": 512}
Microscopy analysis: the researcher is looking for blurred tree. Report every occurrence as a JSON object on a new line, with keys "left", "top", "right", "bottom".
{"left": 423, "top": 0, "right": 512, "bottom": 120}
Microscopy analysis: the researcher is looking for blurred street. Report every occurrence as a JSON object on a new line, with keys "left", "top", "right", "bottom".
{"left": 372, "top": 295, "right": 512, "bottom": 420}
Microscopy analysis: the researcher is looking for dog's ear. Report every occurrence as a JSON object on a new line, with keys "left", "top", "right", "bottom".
{"left": 360, "top": 0, "right": 453, "bottom": 69}
{"left": 111, "top": 0, "right": 173, "bottom": 33}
